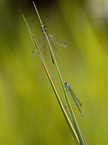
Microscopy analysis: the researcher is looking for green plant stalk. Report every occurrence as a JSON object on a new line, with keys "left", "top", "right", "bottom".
{"left": 33, "top": 2, "right": 87, "bottom": 145}
{"left": 22, "top": 14, "right": 80, "bottom": 145}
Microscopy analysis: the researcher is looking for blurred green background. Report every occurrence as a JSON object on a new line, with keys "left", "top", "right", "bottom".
{"left": 0, "top": 0, "right": 108, "bottom": 144}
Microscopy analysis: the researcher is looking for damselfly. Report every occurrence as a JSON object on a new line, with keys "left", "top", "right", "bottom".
{"left": 64, "top": 81, "right": 84, "bottom": 117}
{"left": 32, "top": 24, "right": 67, "bottom": 64}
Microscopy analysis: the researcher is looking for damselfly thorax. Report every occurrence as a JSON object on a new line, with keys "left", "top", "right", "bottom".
{"left": 40, "top": 24, "right": 47, "bottom": 33}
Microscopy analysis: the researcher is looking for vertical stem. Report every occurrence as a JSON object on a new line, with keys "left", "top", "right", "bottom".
{"left": 32, "top": 2, "right": 87, "bottom": 144}
{"left": 22, "top": 14, "right": 80, "bottom": 144}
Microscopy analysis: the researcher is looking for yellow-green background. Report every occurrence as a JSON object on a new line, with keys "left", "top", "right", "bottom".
{"left": 0, "top": 0, "right": 108, "bottom": 144}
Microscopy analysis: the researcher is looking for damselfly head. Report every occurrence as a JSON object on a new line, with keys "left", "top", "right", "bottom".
{"left": 64, "top": 81, "right": 67, "bottom": 85}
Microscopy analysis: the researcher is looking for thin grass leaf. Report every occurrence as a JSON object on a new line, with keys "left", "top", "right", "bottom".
{"left": 32, "top": 2, "right": 87, "bottom": 145}
{"left": 22, "top": 14, "right": 80, "bottom": 145}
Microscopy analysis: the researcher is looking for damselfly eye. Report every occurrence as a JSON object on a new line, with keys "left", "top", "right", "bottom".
{"left": 64, "top": 81, "right": 67, "bottom": 84}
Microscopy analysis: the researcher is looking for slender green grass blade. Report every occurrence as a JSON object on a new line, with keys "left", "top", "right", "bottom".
{"left": 22, "top": 14, "right": 80, "bottom": 145}
{"left": 32, "top": 2, "right": 87, "bottom": 145}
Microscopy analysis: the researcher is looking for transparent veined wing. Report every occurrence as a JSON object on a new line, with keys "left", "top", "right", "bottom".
{"left": 32, "top": 35, "right": 43, "bottom": 56}
{"left": 48, "top": 35, "right": 57, "bottom": 52}
{"left": 49, "top": 47, "right": 54, "bottom": 64}
{"left": 69, "top": 87, "right": 82, "bottom": 109}
{"left": 44, "top": 35, "right": 47, "bottom": 55}
{"left": 46, "top": 36, "right": 55, "bottom": 64}
{"left": 69, "top": 87, "right": 83, "bottom": 117}
{"left": 32, "top": 47, "right": 38, "bottom": 56}
{"left": 44, "top": 34, "right": 54, "bottom": 64}
{"left": 48, "top": 34, "right": 67, "bottom": 48}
